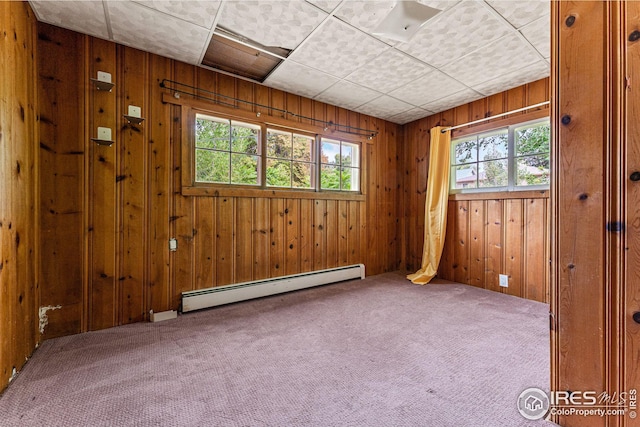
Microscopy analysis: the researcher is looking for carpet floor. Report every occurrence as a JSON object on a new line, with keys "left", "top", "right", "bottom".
{"left": 0, "top": 272, "right": 554, "bottom": 427}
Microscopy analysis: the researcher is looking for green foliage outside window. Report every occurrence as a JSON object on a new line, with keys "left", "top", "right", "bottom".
{"left": 195, "top": 115, "right": 259, "bottom": 185}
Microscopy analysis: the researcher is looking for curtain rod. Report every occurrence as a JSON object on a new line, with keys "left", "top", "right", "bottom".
{"left": 160, "top": 79, "right": 379, "bottom": 139}
{"left": 440, "top": 101, "right": 550, "bottom": 133}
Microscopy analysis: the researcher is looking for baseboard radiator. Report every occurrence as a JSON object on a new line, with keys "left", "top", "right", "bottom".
{"left": 181, "top": 264, "right": 365, "bottom": 313}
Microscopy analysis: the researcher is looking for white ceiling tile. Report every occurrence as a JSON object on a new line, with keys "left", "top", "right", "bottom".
{"left": 389, "top": 69, "right": 467, "bottom": 106}
{"left": 486, "top": 0, "right": 549, "bottom": 29}
{"left": 521, "top": 15, "right": 550, "bottom": 59}
{"left": 217, "top": 1, "right": 327, "bottom": 50}
{"left": 421, "top": 88, "right": 483, "bottom": 113}
{"left": 289, "top": 18, "right": 389, "bottom": 78}
{"left": 471, "top": 60, "right": 549, "bottom": 97}
{"left": 314, "top": 81, "right": 380, "bottom": 111}
{"left": 265, "top": 61, "right": 339, "bottom": 98}
{"left": 440, "top": 33, "right": 540, "bottom": 87}
{"left": 305, "top": 0, "right": 341, "bottom": 13}
{"left": 29, "top": 1, "right": 109, "bottom": 40}
{"left": 131, "top": 1, "right": 221, "bottom": 29}
{"left": 355, "top": 95, "right": 414, "bottom": 120}
{"left": 346, "top": 50, "right": 433, "bottom": 94}
{"left": 395, "top": 1, "right": 513, "bottom": 68}
{"left": 108, "top": 1, "right": 210, "bottom": 64}
{"left": 388, "top": 107, "right": 433, "bottom": 125}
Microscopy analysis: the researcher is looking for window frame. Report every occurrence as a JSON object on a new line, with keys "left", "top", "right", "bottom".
{"left": 181, "top": 104, "right": 366, "bottom": 201}
{"left": 319, "top": 137, "right": 362, "bottom": 192}
{"left": 449, "top": 117, "right": 550, "bottom": 194}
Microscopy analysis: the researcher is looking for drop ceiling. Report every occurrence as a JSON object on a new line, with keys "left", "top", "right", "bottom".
{"left": 29, "top": 0, "right": 550, "bottom": 125}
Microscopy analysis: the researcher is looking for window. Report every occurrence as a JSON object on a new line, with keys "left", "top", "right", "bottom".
{"left": 451, "top": 119, "right": 550, "bottom": 192}
{"left": 192, "top": 111, "right": 362, "bottom": 194}
{"left": 195, "top": 114, "right": 260, "bottom": 185}
{"left": 320, "top": 138, "right": 360, "bottom": 192}
{"left": 266, "top": 129, "right": 315, "bottom": 189}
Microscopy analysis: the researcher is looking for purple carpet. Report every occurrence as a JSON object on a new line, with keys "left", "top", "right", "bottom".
{"left": 0, "top": 272, "right": 554, "bottom": 426}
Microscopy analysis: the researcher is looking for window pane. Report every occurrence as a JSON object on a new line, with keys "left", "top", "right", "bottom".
{"left": 341, "top": 167, "right": 359, "bottom": 191}
{"left": 452, "top": 165, "right": 477, "bottom": 189}
{"left": 479, "top": 131, "right": 508, "bottom": 161}
{"left": 292, "top": 162, "right": 314, "bottom": 189}
{"left": 195, "top": 149, "right": 215, "bottom": 182}
{"left": 211, "top": 151, "right": 231, "bottom": 183}
{"left": 230, "top": 154, "right": 258, "bottom": 185}
{"left": 231, "top": 125, "right": 259, "bottom": 154}
{"left": 321, "top": 140, "right": 340, "bottom": 165}
{"left": 267, "top": 130, "right": 292, "bottom": 158}
{"left": 196, "top": 117, "right": 229, "bottom": 150}
{"left": 321, "top": 164, "right": 340, "bottom": 190}
{"left": 266, "top": 159, "right": 291, "bottom": 187}
{"left": 478, "top": 159, "right": 508, "bottom": 188}
{"left": 516, "top": 122, "right": 550, "bottom": 156}
{"left": 293, "top": 134, "right": 313, "bottom": 161}
{"left": 516, "top": 154, "right": 550, "bottom": 186}
{"left": 342, "top": 142, "right": 360, "bottom": 167}
{"left": 453, "top": 136, "right": 477, "bottom": 165}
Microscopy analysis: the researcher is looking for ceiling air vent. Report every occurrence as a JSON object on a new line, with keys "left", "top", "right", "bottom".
{"left": 202, "top": 28, "right": 290, "bottom": 82}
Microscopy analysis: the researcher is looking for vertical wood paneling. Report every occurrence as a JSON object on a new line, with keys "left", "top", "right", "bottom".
{"left": 338, "top": 201, "right": 348, "bottom": 266}
{"left": 313, "top": 200, "right": 326, "bottom": 270}
{"left": 172, "top": 62, "right": 196, "bottom": 306}
{"left": 299, "top": 199, "right": 313, "bottom": 273}
{"left": 285, "top": 199, "right": 300, "bottom": 276}
{"left": 0, "top": 2, "right": 38, "bottom": 391}
{"left": 118, "top": 47, "right": 147, "bottom": 324}
{"left": 626, "top": 1, "right": 640, "bottom": 410}
{"left": 325, "top": 200, "right": 338, "bottom": 269}
{"left": 270, "top": 199, "right": 285, "bottom": 276}
{"left": 552, "top": 4, "right": 608, "bottom": 425}
{"left": 37, "top": 24, "right": 85, "bottom": 338}
{"left": 147, "top": 54, "right": 172, "bottom": 313}
{"left": 484, "top": 200, "right": 503, "bottom": 294}
{"left": 194, "top": 197, "right": 215, "bottom": 290}
{"left": 468, "top": 200, "right": 485, "bottom": 288}
{"left": 253, "top": 198, "right": 270, "bottom": 281}
{"left": 504, "top": 200, "right": 524, "bottom": 298}
{"left": 524, "top": 198, "right": 546, "bottom": 302}
{"left": 235, "top": 198, "right": 253, "bottom": 283}
{"left": 88, "top": 38, "right": 117, "bottom": 330}
{"left": 453, "top": 201, "right": 469, "bottom": 284}
{"left": 216, "top": 197, "right": 234, "bottom": 286}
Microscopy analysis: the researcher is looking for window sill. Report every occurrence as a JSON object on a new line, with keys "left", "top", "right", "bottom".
{"left": 448, "top": 189, "right": 549, "bottom": 201}
{"left": 183, "top": 185, "right": 366, "bottom": 201}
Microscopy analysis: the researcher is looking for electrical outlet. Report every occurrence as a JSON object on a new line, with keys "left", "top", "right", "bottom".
{"left": 499, "top": 274, "right": 509, "bottom": 288}
{"left": 169, "top": 238, "right": 178, "bottom": 252}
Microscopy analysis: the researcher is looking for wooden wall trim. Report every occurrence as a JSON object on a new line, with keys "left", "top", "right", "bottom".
{"left": 182, "top": 186, "right": 366, "bottom": 201}
{"left": 449, "top": 190, "right": 549, "bottom": 201}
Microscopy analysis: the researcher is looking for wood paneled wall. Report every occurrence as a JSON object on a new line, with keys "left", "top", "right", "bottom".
{"left": 402, "top": 79, "right": 550, "bottom": 302}
{"left": 551, "top": 2, "right": 638, "bottom": 426}
{"left": 36, "top": 23, "right": 402, "bottom": 338}
{"left": 0, "top": 2, "right": 39, "bottom": 391}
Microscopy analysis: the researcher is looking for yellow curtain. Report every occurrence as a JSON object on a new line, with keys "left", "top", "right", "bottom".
{"left": 407, "top": 126, "right": 451, "bottom": 284}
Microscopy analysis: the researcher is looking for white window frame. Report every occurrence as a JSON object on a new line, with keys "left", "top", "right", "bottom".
{"left": 449, "top": 117, "right": 550, "bottom": 194}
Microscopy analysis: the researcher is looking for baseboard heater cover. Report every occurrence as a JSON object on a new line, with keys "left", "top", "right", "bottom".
{"left": 181, "top": 264, "right": 365, "bottom": 313}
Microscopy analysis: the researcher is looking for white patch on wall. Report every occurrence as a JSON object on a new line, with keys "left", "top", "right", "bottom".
{"left": 39, "top": 305, "right": 62, "bottom": 334}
